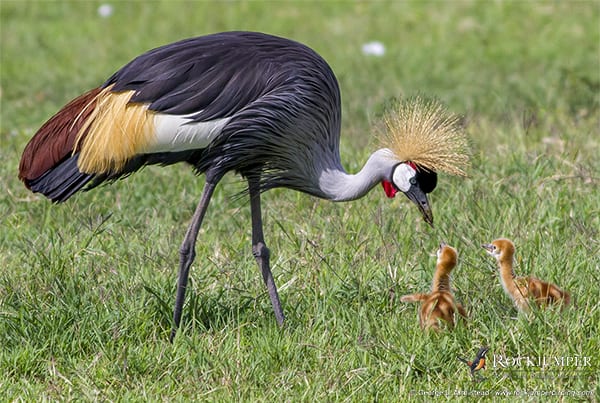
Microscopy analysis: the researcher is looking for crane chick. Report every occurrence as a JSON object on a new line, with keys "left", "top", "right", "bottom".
{"left": 482, "top": 238, "right": 570, "bottom": 313}
{"left": 401, "top": 243, "right": 467, "bottom": 331}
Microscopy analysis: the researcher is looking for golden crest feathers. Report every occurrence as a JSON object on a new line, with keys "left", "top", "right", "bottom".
{"left": 377, "top": 97, "right": 470, "bottom": 176}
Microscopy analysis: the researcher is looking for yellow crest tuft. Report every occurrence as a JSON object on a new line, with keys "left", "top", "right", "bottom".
{"left": 377, "top": 97, "right": 470, "bottom": 176}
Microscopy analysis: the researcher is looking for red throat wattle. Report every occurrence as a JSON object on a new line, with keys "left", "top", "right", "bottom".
{"left": 382, "top": 161, "right": 416, "bottom": 198}
{"left": 382, "top": 180, "right": 397, "bottom": 198}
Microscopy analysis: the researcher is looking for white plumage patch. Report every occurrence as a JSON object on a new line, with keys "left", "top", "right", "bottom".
{"left": 146, "top": 113, "right": 231, "bottom": 153}
{"left": 392, "top": 163, "right": 416, "bottom": 192}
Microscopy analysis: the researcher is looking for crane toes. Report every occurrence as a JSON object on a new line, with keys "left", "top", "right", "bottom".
{"left": 252, "top": 242, "right": 285, "bottom": 326}
{"left": 252, "top": 242, "right": 270, "bottom": 259}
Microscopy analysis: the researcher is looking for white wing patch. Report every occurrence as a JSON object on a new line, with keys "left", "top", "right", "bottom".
{"left": 146, "top": 113, "right": 231, "bottom": 153}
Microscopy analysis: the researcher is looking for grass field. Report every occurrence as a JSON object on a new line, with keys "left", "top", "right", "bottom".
{"left": 1, "top": 1, "right": 599, "bottom": 400}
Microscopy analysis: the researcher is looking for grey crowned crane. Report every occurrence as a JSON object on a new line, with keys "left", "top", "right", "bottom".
{"left": 18, "top": 31, "right": 469, "bottom": 341}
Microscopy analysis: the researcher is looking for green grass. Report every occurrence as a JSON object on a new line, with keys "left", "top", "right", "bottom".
{"left": 1, "top": 1, "right": 599, "bottom": 400}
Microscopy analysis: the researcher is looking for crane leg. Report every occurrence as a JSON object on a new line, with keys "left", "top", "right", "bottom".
{"left": 248, "top": 178, "right": 285, "bottom": 326}
{"left": 170, "top": 173, "right": 221, "bottom": 342}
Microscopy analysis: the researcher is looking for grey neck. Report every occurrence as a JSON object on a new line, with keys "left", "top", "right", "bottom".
{"left": 318, "top": 148, "right": 398, "bottom": 202}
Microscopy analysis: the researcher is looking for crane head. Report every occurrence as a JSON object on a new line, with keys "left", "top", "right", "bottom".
{"left": 482, "top": 238, "right": 515, "bottom": 263}
{"left": 436, "top": 242, "right": 458, "bottom": 269}
{"left": 381, "top": 161, "right": 436, "bottom": 226}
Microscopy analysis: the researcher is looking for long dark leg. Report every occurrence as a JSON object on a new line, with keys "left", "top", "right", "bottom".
{"left": 248, "top": 178, "right": 285, "bottom": 326}
{"left": 170, "top": 172, "right": 221, "bottom": 342}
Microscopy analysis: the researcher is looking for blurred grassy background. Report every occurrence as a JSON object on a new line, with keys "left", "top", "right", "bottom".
{"left": 1, "top": 1, "right": 599, "bottom": 400}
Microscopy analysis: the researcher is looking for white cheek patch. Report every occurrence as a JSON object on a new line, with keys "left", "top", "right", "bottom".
{"left": 392, "top": 163, "right": 416, "bottom": 193}
{"left": 485, "top": 248, "right": 500, "bottom": 259}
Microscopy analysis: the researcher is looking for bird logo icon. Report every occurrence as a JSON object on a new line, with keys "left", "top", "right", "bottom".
{"left": 458, "top": 347, "right": 489, "bottom": 380}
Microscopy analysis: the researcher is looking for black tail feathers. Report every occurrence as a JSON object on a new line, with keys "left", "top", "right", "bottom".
{"left": 457, "top": 356, "right": 469, "bottom": 365}
{"left": 27, "top": 154, "right": 95, "bottom": 202}
{"left": 25, "top": 150, "right": 204, "bottom": 203}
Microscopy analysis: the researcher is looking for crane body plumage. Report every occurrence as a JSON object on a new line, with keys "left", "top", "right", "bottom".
{"left": 19, "top": 31, "right": 448, "bottom": 340}
{"left": 21, "top": 32, "right": 352, "bottom": 200}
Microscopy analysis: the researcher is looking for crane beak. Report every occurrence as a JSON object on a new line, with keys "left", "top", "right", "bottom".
{"left": 403, "top": 184, "right": 433, "bottom": 227}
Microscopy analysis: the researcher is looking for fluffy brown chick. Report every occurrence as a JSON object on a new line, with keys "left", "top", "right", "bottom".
{"left": 401, "top": 243, "right": 467, "bottom": 331}
{"left": 482, "top": 238, "right": 570, "bottom": 313}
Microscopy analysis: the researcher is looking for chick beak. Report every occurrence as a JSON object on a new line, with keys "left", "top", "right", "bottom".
{"left": 481, "top": 244, "right": 498, "bottom": 271}
{"left": 403, "top": 184, "right": 434, "bottom": 227}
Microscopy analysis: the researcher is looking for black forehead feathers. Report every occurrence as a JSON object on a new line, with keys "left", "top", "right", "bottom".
{"left": 414, "top": 164, "right": 437, "bottom": 194}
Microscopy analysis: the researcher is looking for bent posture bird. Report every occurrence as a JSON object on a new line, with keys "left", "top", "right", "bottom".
{"left": 483, "top": 238, "right": 570, "bottom": 313}
{"left": 401, "top": 242, "right": 467, "bottom": 331}
{"left": 458, "top": 346, "right": 489, "bottom": 380}
{"left": 19, "top": 31, "right": 469, "bottom": 341}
